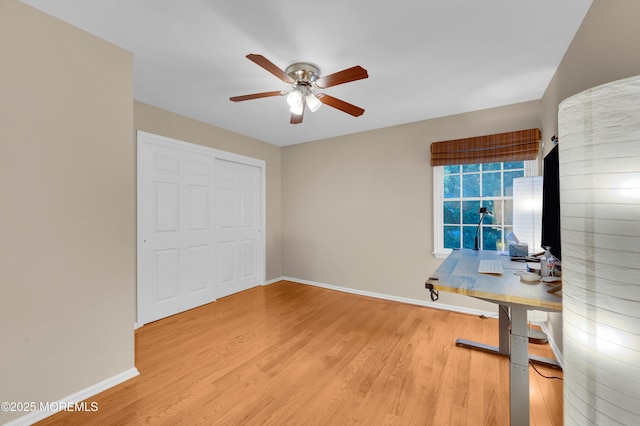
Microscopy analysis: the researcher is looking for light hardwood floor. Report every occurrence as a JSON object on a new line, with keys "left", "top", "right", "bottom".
{"left": 37, "top": 280, "right": 563, "bottom": 425}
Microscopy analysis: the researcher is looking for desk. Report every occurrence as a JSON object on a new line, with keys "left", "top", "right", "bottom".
{"left": 426, "top": 249, "right": 562, "bottom": 426}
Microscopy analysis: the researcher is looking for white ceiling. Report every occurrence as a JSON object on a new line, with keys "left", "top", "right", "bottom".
{"left": 23, "top": 0, "right": 592, "bottom": 147}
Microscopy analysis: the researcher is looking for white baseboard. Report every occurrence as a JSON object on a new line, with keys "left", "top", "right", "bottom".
{"left": 263, "top": 277, "right": 284, "bottom": 286}
{"left": 6, "top": 367, "right": 139, "bottom": 426}
{"left": 279, "top": 276, "right": 496, "bottom": 317}
{"left": 540, "top": 321, "right": 564, "bottom": 368}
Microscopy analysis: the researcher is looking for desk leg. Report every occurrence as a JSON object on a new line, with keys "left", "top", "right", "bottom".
{"left": 455, "top": 305, "right": 562, "bottom": 369}
{"left": 510, "top": 307, "right": 529, "bottom": 426}
{"left": 455, "top": 304, "right": 510, "bottom": 355}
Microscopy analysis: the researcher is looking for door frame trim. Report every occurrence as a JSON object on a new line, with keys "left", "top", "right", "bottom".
{"left": 136, "top": 130, "right": 266, "bottom": 327}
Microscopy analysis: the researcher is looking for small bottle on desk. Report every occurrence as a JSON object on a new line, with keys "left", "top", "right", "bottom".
{"left": 547, "top": 255, "right": 555, "bottom": 276}
{"left": 541, "top": 247, "right": 552, "bottom": 276}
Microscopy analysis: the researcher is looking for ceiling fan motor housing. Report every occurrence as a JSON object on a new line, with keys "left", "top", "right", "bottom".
{"left": 285, "top": 62, "right": 320, "bottom": 84}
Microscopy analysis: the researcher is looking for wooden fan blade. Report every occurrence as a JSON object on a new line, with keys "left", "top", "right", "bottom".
{"left": 314, "top": 66, "right": 368, "bottom": 89}
{"left": 246, "top": 54, "right": 295, "bottom": 84}
{"left": 229, "top": 91, "right": 285, "bottom": 102}
{"left": 317, "top": 94, "right": 365, "bottom": 117}
{"left": 290, "top": 108, "right": 304, "bottom": 124}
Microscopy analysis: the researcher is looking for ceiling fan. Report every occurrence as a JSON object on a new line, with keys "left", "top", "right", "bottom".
{"left": 230, "top": 54, "right": 368, "bottom": 124}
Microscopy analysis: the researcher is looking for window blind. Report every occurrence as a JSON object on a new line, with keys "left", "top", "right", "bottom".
{"left": 430, "top": 128, "right": 541, "bottom": 166}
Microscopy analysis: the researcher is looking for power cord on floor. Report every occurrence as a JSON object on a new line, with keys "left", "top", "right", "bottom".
{"left": 530, "top": 360, "right": 564, "bottom": 380}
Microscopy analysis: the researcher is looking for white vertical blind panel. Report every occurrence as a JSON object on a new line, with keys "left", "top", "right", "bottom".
{"left": 513, "top": 176, "right": 543, "bottom": 254}
{"left": 559, "top": 75, "right": 640, "bottom": 425}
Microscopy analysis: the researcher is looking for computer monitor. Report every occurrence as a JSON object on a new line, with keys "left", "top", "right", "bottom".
{"left": 541, "top": 144, "right": 561, "bottom": 260}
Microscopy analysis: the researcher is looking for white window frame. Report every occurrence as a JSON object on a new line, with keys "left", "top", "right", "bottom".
{"left": 432, "top": 160, "right": 538, "bottom": 258}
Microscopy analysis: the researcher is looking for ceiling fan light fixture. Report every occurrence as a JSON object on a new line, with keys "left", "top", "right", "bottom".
{"left": 289, "top": 99, "right": 304, "bottom": 115}
{"left": 306, "top": 92, "right": 322, "bottom": 112}
{"left": 286, "top": 89, "right": 303, "bottom": 108}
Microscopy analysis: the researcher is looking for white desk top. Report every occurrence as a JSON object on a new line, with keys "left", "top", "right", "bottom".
{"left": 427, "top": 249, "right": 562, "bottom": 311}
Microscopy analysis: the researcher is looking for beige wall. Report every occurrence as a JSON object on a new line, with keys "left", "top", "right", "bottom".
{"left": 0, "top": 1, "right": 135, "bottom": 423}
{"left": 539, "top": 0, "right": 640, "bottom": 352}
{"left": 134, "top": 101, "right": 283, "bottom": 280}
{"left": 282, "top": 101, "right": 541, "bottom": 310}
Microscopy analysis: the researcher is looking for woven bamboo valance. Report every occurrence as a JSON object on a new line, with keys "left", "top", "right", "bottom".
{"left": 430, "top": 128, "right": 541, "bottom": 166}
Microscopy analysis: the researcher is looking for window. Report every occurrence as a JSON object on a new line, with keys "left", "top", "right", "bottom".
{"left": 433, "top": 160, "right": 537, "bottom": 258}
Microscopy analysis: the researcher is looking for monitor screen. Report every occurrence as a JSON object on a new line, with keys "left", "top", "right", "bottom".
{"left": 541, "top": 144, "right": 561, "bottom": 260}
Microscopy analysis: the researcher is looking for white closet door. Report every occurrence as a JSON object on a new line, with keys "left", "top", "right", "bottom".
{"left": 215, "top": 159, "right": 261, "bottom": 298}
{"left": 137, "top": 132, "right": 265, "bottom": 326}
{"left": 138, "top": 139, "right": 216, "bottom": 325}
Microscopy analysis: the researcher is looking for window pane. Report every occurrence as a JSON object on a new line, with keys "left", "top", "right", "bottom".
{"left": 482, "top": 172, "right": 501, "bottom": 196}
{"left": 482, "top": 162, "right": 501, "bottom": 171}
{"left": 504, "top": 161, "right": 524, "bottom": 170}
{"left": 444, "top": 226, "right": 461, "bottom": 249}
{"left": 444, "top": 165, "right": 460, "bottom": 175}
{"left": 462, "top": 164, "right": 480, "bottom": 173}
{"left": 504, "top": 170, "right": 525, "bottom": 196}
{"left": 443, "top": 201, "right": 460, "bottom": 224}
{"left": 504, "top": 200, "right": 513, "bottom": 226}
{"left": 444, "top": 175, "right": 460, "bottom": 198}
{"left": 482, "top": 227, "right": 502, "bottom": 251}
{"left": 462, "top": 226, "right": 476, "bottom": 249}
{"left": 481, "top": 200, "right": 503, "bottom": 225}
{"left": 462, "top": 200, "right": 480, "bottom": 224}
{"left": 462, "top": 174, "right": 480, "bottom": 197}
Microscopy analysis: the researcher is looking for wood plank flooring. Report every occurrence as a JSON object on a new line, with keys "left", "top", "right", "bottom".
{"left": 36, "top": 280, "right": 563, "bottom": 425}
